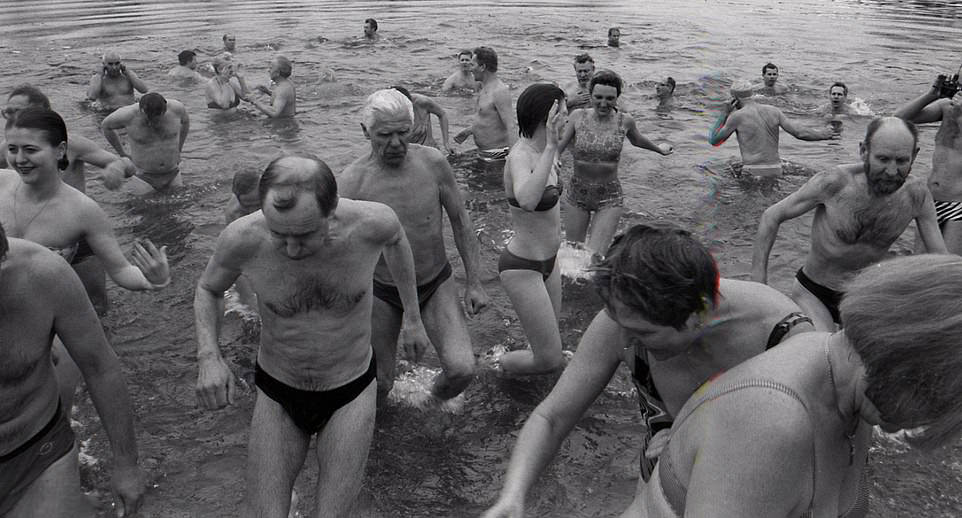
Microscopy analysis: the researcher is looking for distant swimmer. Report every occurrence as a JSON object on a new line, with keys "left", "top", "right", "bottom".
{"left": 896, "top": 72, "right": 962, "bottom": 255}
{"left": 86, "top": 51, "right": 149, "bottom": 109}
{"left": 242, "top": 55, "right": 296, "bottom": 118}
{"left": 223, "top": 167, "right": 261, "bottom": 311}
{"left": 655, "top": 76, "right": 676, "bottom": 113}
{"left": 363, "top": 17, "right": 379, "bottom": 41}
{"left": 826, "top": 81, "right": 851, "bottom": 116}
{"left": 754, "top": 62, "right": 789, "bottom": 95}
{"left": 392, "top": 86, "right": 452, "bottom": 154}
{"left": 195, "top": 155, "right": 431, "bottom": 518}
{"left": 441, "top": 50, "right": 479, "bottom": 93}
{"left": 709, "top": 80, "right": 836, "bottom": 178}
{"left": 206, "top": 56, "right": 248, "bottom": 110}
{"left": 453, "top": 46, "right": 517, "bottom": 164}
{"left": 607, "top": 27, "right": 621, "bottom": 48}
{"left": 562, "top": 53, "right": 594, "bottom": 111}
{"left": 222, "top": 33, "right": 237, "bottom": 54}
{"left": 752, "top": 117, "right": 948, "bottom": 331}
{"left": 339, "top": 89, "right": 489, "bottom": 402}
{"left": 168, "top": 50, "right": 205, "bottom": 81}
{"left": 101, "top": 92, "right": 190, "bottom": 194}
{"left": 0, "top": 225, "right": 146, "bottom": 518}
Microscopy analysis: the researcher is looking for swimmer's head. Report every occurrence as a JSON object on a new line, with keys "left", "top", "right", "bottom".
{"left": 5, "top": 108, "right": 70, "bottom": 170}
{"left": 213, "top": 56, "right": 234, "bottom": 77}
{"left": 472, "top": 46, "right": 498, "bottom": 79}
{"left": 593, "top": 222, "right": 719, "bottom": 331}
{"left": 270, "top": 55, "right": 292, "bottom": 80}
{"left": 761, "top": 62, "right": 779, "bottom": 87}
{"left": 259, "top": 154, "right": 337, "bottom": 216}
{"left": 730, "top": 80, "right": 754, "bottom": 100}
{"left": 178, "top": 50, "right": 197, "bottom": 68}
{"left": 361, "top": 89, "right": 414, "bottom": 166}
{"left": 4, "top": 84, "right": 50, "bottom": 121}
{"left": 222, "top": 33, "right": 236, "bottom": 51}
{"left": 829, "top": 81, "right": 848, "bottom": 105}
{"left": 860, "top": 116, "right": 919, "bottom": 196}
{"left": 138, "top": 92, "right": 167, "bottom": 121}
{"left": 516, "top": 83, "right": 565, "bottom": 139}
{"left": 361, "top": 88, "right": 414, "bottom": 131}
{"left": 656, "top": 77, "right": 676, "bottom": 98}
{"left": 457, "top": 50, "right": 473, "bottom": 71}
{"left": 607, "top": 27, "right": 621, "bottom": 47}
{"left": 364, "top": 18, "right": 378, "bottom": 38}
{"left": 842, "top": 254, "right": 962, "bottom": 450}
{"left": 573, "top": 53, "right": 595, "bottom": 84}
{"left": 102, "top": 52, "right": 124, "bottom": 76}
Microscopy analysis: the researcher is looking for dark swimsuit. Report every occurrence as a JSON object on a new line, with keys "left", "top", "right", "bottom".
{"left": 372, "top": 262, "right": 452, "bottom": 312}
{"left": 632, "top": 311, "right": 812, "bottom": 482}
{"left": 254, "top": 353, "right": 376, "bottom": 436}
{"left": 208, "top": 83, "right": 240, "bottom": 109}
{"left": 796, "top": 268, "right": 844, "bottom": 324}
{"left": 499, "top": 183, "right": 562, "bottom": 280}
{"left": 0, "top": 401, "right": 75, "bottom": 516}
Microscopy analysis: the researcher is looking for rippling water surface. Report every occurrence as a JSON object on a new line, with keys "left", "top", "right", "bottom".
{"left": 3, "top": 0, "right": 962, "bottom": 516}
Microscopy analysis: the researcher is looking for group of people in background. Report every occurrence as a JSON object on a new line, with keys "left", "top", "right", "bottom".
{"left": 3, "top": 16, "right": 962, "bottom": 518}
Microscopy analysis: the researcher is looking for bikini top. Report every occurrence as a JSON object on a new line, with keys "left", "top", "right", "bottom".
{"left": 507, "top": 183, "right": 563, "bottom": 212}
{"left": 572, "top": 111, "right": 626, "bottom": 163}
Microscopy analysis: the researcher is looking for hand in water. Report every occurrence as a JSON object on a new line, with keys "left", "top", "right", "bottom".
{"left": 464, "top": 283, "right": 490, "bottom": 316}
{"left": 658, "top": 143, "right": 674, "bottom": 155}
{"left": 645, "top": 428, "right": 671, "bottom": 459}
{"left": 398, "top": 319, "right": 432, "bottom": 363}
{"left": 111, "top": 463, "right": 146, "bottom": 517}
{"left": 196, "top": 356, "right": 239, "bottom": 409}
{"left": 130, "top": 239, "right": 170, "bottom": 288}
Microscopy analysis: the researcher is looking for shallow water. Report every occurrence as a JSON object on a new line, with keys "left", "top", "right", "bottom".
{"left": 3, "top": 0, "right": 962, "bottom": 516}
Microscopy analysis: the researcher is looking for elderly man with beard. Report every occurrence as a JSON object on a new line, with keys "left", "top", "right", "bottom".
{"left": 752, "top": 116, "right": 947, "bottom": 331}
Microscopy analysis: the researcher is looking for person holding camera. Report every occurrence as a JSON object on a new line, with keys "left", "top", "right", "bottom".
{"left": 895, "top": 70, "right": 962, "bottom": 255}
{"left": 86, "top": 51, "right": 149, "bottom": 109}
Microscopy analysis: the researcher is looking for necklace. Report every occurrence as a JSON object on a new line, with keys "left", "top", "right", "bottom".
{"left": 13, "top": 181, "right": 53, "bottom": 235}
{"left": 824, "top": 336, "right": 859, "bottom": 465}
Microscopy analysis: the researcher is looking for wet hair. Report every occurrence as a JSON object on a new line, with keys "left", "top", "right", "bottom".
{"left": 0, "top": 222, "right": 7, "bottom": 264}
{"left": 139, "top": 92, "right": 167, "bottom": 119}
{"left": 361, "top": 88, "right": 413, "bottom": 130}
{"left": 664, "top": 77, "right": 676, "bottom": 93}
{"left": 223, "top": 33, "right": 234, "bottom": 42}
{"left": 608, "top": 27, "right": 620, "bottom": 37}
{"left": 457, "top": 49, "right": 472, "bottom": 59}
{"left": 365, "top": 18, "right": 378, "bottom": 31}
{"left": 177, "top": 50, "right": 196, "bottom": 66}
{"left": 273, "top": 55, "right": 292, "bottom": 78}
{"left": 762, "top": 62, "right": 778, "bottom": 75}
{"left": 391, "top": 85, "right": 412, "bottom": 101}
{"left": 259, "top": 154, "right": 337, "bottom": 216}
{"left": 863, "top": 116, "right": 918, "bottom": 153}
{"left": 841, "top": 254, "right": 962, "bottom": 450}
{"left": 829, "top": 81, "right": 848, "bottom": 96}
{"left": 516, "top": 83, "right": 565, "bottom": 139}
{"left": 590, "top": 69, "right": 623, "bottom": 97}
{"left": 232, "top": 167, "right": 262, "bottom": 196}
{"left": 593, "top": 223, "right": 720, "bottom": 329}
{"left": 473, "top": 46, "right": 498, "bottom": 73}
{"left": 574, "top": 53, "right": 594, "bottom": 65}
{"left": 5, "top": 108, "right": 69, "bottom": 170}
{"left": 7, "top": 84, "right": 50, "bottom": 110}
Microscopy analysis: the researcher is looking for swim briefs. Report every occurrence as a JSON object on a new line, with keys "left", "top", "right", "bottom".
{"left": 478, "top": 147, "right": 510, "bottom": 163}
{"left": 934, "top": 200, "right": 962, "bottom": 226}
{"left": 796, "top": 268, "right": 843, "bottom": 325}
{"left": 372, "top": 262, "right": 452, "bottom": 312}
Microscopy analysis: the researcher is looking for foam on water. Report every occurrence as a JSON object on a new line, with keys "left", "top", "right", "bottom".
{"left": 557, "top": 243, "right": 595, "bottom": 280}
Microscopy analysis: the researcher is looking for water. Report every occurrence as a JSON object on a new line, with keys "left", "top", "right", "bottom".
{"left": 3, "top": 0, "right": 962, "bottom": 516}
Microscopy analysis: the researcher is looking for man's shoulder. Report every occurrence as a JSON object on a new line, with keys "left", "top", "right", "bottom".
{"left": 219, "top": 213, "right": 266, "bottom": 249}
{"left": 901, "top": 176, "right": 932, "bottom": 203}
{"left": 337, "top": 198, "right": 399, "bottom": 236}
{"left": 6, "top": 239, "right": 75, "bottom": 287}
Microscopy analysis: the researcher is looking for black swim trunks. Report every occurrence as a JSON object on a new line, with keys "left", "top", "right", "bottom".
{"left": 0, "top": 401, "right": 75, "bottom": 516}
{"left": 372, "top": 262, "right": 452, "bottom": 312}
{"left": 795, "top": 268, "right": 843, "bottom": 325}
{"left": 70, "top": 238, "right": 95, "bottom": 265}
{"left": 254, "top": 353, "right": 377, "bottom": 436}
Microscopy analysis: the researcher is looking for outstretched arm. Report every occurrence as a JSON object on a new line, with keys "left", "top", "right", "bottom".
{"left": 82, "top": 201, "right": 170, "bottom": 290}
{"left": 708, "top": 101, "right": 738, "bottom": 146}
{"left": 68, "top": 135, "right": 133, "bottom": 190}
{"left": 779, "top": 112, "right": 836, "bottom": 141}
{"left": 625, "top": 114, "right": 672, "bottom": 155}
{"left": 895, "top": 79, "right": 947, "bottom": 124}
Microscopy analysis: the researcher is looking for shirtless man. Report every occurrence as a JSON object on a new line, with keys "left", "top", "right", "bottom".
{"left": 563, "top": 53, "right": 594, "bottom": 111}
{"left": 339, "top": 89, "right": 489, "bottom": 402}
{"left": 223, "top": 168, "right": 261, "bottom": 310}
{"left": 242, "top": 55, "right": 296, "bottom": 119}
{"left": 755, "top": 62, "right": 788, "bottom": 96}
{"left": 895, "top": 75, "right": 962, "bottom": 254}
{"left": 363, "top": 18, "right": 379, "bottom": 41}
{"left": 752, "top": 117, "right": 948, "bottom": 331}
{"left": 655, "top": 76, "right": 675, "bottom": 113}
{"left": 222, "top": 33, "right": 236, "bottom": 54}
{"left": 607, "top": 27, "right": 621, "bottom": 48}
{"left": 392, "top": 86, "right": 451, "bottom": 154}
{"left": 167, "top": 50, "right": 205, "bottom": 81}
{"left": 826, "top": 82, "right": 851, "bottom": 115}
{"left": 0, "top": 223, "right": 145, "bottom": 518}
{"left": 195, "top": 154, "right": 431, "bottom": 518}
{"left": 86, "top": 52, "right": 149, "bottom": 109}
{"left": 453, "top": 46, "right": 517, "bottom": 163}
{"left": 101, "top": 92, "right": 189, "bottom": 194}
{"left": 709, "top": 81, "right": 835, "bottom": 177}
{"left": 441, "top": 50, "right": 478, "bottom": 93}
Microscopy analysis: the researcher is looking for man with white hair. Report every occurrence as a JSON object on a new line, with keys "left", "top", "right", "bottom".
{"left": 339, "top": 88, "right": 490, "bottom": 404}
{"left": 86, "top": 51, "right": 149, "bottom": 109}
{"left": 709, "top": 80, "right": 836, "bottom": 177}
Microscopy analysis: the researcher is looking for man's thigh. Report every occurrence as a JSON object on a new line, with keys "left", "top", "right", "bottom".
{"left": 8, "top": 444, "right": 95, "bottom": 518}
{"left": 245, "top": 390, "right": 312, "bottom": 517}
{"left": 421, "top": 276, "right": 473, "bottom": 371}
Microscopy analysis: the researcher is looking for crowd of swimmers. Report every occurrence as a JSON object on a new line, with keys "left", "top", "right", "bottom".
{"left": 3, "top": 18, "right": 962, "bottom": 518}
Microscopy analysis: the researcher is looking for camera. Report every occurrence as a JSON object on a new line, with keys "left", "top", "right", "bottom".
{"left": 935, "top": 68, "right": 962, "bottom": 99}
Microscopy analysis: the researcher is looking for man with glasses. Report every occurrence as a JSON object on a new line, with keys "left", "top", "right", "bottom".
{"left": 86, "top": 51, "right": 149, "bottom": 109}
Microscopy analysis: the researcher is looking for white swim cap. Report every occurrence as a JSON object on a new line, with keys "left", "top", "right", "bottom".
{"left": 730, "top": 80, "right": 754, "bottom": 98}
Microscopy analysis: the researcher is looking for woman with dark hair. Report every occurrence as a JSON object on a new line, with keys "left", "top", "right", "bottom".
{"left": 558, "top": 69, "right": 673, "bottom": 258}
{"left": 497, "top": 83, "right": 567, "bottom": 374}
{"left": 631, "top": 254, "right": 962, "bottom": 517}
{"left": 205, "top": 56, "right": 247, "bottom": 110}
{"left": 1, "top": 108, "right": 170, "bottom": 409}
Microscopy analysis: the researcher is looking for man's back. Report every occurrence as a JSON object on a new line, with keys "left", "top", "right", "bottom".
{"left": 732, "top": 103, "right": 782, "bottom": 165}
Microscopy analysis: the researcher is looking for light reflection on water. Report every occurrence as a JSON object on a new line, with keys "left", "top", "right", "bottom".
{"left": 4, "top": 0, "right": 962, "bottom": 516}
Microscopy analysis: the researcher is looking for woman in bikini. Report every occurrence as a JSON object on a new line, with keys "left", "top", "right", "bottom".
{"left": 1, "top": 108, "right": 170, "bottom": 409}
{"left": 497, "top": 83, "right": 567, "bottom": 374}
{"left": 558, "top": 69, "right": 673, "bottom": 258}
{"left": 205, "top": 56, "right": 247, "bottom": 110}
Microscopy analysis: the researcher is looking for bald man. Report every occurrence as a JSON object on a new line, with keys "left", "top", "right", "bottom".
{"left": 86, "top": 52, "right": 149, "bottom": 108}
{"left": 195, "top": 154, "right": 430, "bottom": 517}
{"left": 709, "top": 81, "right": 836, "bottom": 177}
{"left": 752, "top": 117, "right": 947, "bottom": 331}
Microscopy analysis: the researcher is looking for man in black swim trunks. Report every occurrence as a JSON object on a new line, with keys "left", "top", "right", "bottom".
{"left": 0, "top": 223, "right": 144, "bottom": 517}
{"left": 752, "top": 116, "right": 947, "bottom": 331}
{"left": 194, "top": 154, "right": 431, "bottom": 517}
{"left": 339, "top": 88, "right": 490, "bottom": 404}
